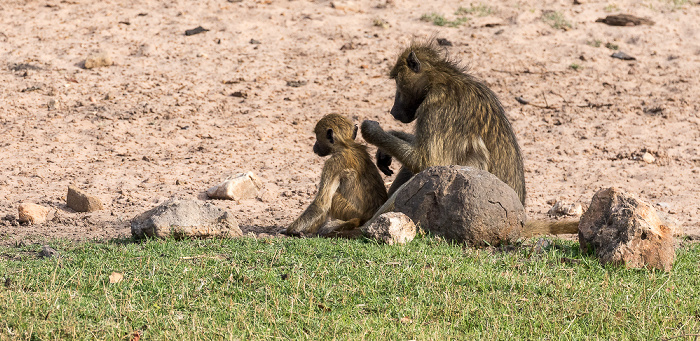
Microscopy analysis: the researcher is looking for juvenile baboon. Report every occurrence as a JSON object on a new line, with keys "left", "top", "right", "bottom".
{"left": 361, "top": 42, "right": 577, "bottom": 235}
{"left": 287, "top": 114, "right": 388, "bottom": 236}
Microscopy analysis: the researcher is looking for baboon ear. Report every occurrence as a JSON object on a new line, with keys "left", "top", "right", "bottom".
{"left": 407, "top": 51, "right": 421, "bottom": 73}
{"left": 352, "top": 125, "right": 358, "bottom": 140}
{"left": 326, "top": 128, "right": 334, "bottom": 144}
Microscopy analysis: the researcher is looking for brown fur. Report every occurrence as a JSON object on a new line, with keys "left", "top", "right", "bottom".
{"left": 287, "top": 114, "right": 388, "bottom": 236}
{"left": 362, "top": 42, "right": 577, "bottom": 236}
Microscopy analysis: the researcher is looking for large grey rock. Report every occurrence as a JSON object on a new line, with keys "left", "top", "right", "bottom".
{"left": 579, "top": 187, "right": 675, "bottom": 271}
{"left": 207, "top": 172, "right": 263, "bottom": 200}
{"left": 393, "top": 166, "right": 524, "bottom": 247}
{"left": 362, "top": 212, "right": 416, "bottom": 245}
{"left": 67, "top": 185, "right": 103, "bottom": 212}
{"left": 131, "top": 199, "right": 242, "bottom": 239}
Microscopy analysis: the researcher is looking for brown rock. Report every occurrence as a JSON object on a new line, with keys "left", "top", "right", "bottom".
{"left": 18, "top": 203, "right": 54, "bottom": 224}
{"left": 67, "top": 185, "right": 104, "bottom": 212}
{"left": 207, "top": 172, "right": 262, "bottom": 200}
{"left": 131, "top": 198, "right": 242, "bottom": 239}
{"left": 362, "top": 212, "right": 416, "bottom": 245}
{"left": 393, "top": 166, "right": 524, "bottom": 247}
{"left": 579, "top": 187, "right": 675, "bottom": 271}
{"left": 83, "top": 51, "right": 113, "bottom": 69}
{"left": 595, "top": 14, "right": 654, "bottom": 26}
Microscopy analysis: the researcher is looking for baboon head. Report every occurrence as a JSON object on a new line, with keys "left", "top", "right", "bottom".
{"left": 313, "top": 114, "right": 357, "bottom": 156}
{"left": 389, "top": 44, "right": 445, "bottom": 123}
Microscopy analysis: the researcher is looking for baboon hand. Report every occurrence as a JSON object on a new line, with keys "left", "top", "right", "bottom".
{"left": 376, "top": 149, "right": 393, "bottom": 176}
{"left": 360, "top": 120, "right": 383, "bottom": 143}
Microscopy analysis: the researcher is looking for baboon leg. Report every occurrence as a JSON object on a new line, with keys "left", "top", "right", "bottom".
{"left": 387, "top": 167, "right": 413, "bottom": 196}
{"left": 318, "top": 218, "right": 363, "bottom": 238}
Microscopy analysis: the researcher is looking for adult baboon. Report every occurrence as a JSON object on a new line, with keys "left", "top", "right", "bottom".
{"left": 361, "top": 42, "right": 577, "bottom": 235}
{"left": 287, "top": 114, "right": 388, "bottom": 236}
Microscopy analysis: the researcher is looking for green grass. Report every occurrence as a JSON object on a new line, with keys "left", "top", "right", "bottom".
{"left": 604, "top": 3, "right": 620, "bottom": 12}
{"left": 455, "top": 4, "right": 494, "bottom": 17}
{"left": 605, "top": 42, "right": 619, "bottom": 50}
{"left": 1, "top": 237, "right": 699, "bottom": 340}
{"left": 420, "top": 13, "right": 469, "bottom": 27}
{"left": 542, "top": 11, "right": 573, "bottom": 30}
{"left": 586, "top": 39, "right": 602, "bottom": 47}
{"left": 569, "top": 63, "right": 581, "bottom": 71}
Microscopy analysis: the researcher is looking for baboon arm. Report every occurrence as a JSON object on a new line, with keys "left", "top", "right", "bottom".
{"left": 361, "top": 120, "right": 422, "bottom": 173}
{"left": 287, "top": 168, "right": 341, "bottom": 235}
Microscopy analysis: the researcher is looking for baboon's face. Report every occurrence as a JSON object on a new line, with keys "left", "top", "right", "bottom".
{"left": 390, "top": 50, "right": 428, "bottom": 124}
{"left": 313, "top": 129, "right": 334, "bottom": 156}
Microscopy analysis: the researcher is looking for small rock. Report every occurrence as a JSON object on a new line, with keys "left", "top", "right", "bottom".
{"left": 207, "top": 172, "right": 263, "bottom": 200}
{"left": 642, "top": 152, "right": 656, "bottom": 164}
{"left": 47, "top": 99, "right": 56, "bottom": 110}
{"left": 595, "top": 14, "right": 654, "bottom": 26}
{"left": 437, "top": 38, "right": 452, "bottom": 46}
{"left": 230, "top": 91, "right": 247, "bottom": 98}
{"left": 362, "top": 212, "right": 416, "bottom": 245}
{"left": 547, "top": 201, "right": 584, "bottom": 217}
{"left": 515, "top": 96, "right": 529, "bottom": 105}
{"left": 39, "top": 245, "right": 60, "bottom": 258}
{"left": 330, "top": 1, "right": 362, "bottom": 12}
{"left": 611, "top": 51, "right": 636, "bottom": 60}
{"left": 286, "top": 80, "right": 307, "bottom": 87}
{"left": 83, "top": 51, "right": 113, "bottom": 69}
{"left": 372, "top": 18, "right": 390, "bottom": 28}
{"left": 340, "top": 42, "right": 356, "bottom": 50}
{"left": 185, "top": 26, "right": 209, "bottom": 36}
{"left": 656, "top": 202, "right": 670, "bottom": 209}
{"left": 579, "top": 187, "right": 675, "bottom": 271}
{"left": 393, "top": 166, "right": 524, "bottom": 247}
{"left": 533, "top": 238, "right": 553, "bottom": 253}
{"left": 66, "top": 185, "right": 104, "bottom": 212}
{"left": 249, "top": 39, "right": 261, "bottom": 44}
{"left": 131, "top": 198, "right": 242, "bottom": 239}
{"left": 109, "top": 272, "right": 124, "bottom": 284}
{"left": 17, "top": 203, "right": 54, "bottom": 224}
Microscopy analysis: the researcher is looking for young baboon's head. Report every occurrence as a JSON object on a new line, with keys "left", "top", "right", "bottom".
{"left": 312, "top": 114, "right": 357, "bottom": 156}
{"left": 389, "top": 42, "right": 457, "bottom": 123}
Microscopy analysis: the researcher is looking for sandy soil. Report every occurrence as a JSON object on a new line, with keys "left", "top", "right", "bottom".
{"left": 1, "top": 0, "right": 698, "bottom": 246}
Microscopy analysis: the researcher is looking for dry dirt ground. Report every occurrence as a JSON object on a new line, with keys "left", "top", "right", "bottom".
{"left": 1, "top": 0, "right": 699, "bottom": 246}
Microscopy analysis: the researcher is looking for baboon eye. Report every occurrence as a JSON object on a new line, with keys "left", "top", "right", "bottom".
{"left": 326, "top": 129, "right": 334, "bottom": 144}
{"left": 407, "top": 51, "right": 421, "bottom": 73}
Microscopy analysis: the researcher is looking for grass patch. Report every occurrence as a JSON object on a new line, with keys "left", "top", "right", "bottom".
{"left": 569, "top": 63, "right": 581, "bottom": 71}
{"left": 586, "top": 39, "right": 602, "bottom": 47}
{"left": 0, "top": 237, "right": 699, "bottom": 339}
{"left": 420, "top": 13, "right": 469, "bottom": 27}
{"left": 604, "top": 3, "right": 620, "bottom": 12}
{"left": 542, "top": 11, "right": 573, "bottom": 30}
{"left": 455, "top": 4, "right": 494, "bottom": 17}
{"left": 605, "top": 42, "right": 619, "bottom": 50}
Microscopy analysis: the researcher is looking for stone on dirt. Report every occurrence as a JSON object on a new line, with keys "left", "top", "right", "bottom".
{"left": 83, "top": 51, "right": 113, "bottom": 69}
{"left": 18, "top": 203, "right": 54, "bottom": 224}
{"left": 595, "top": 14, "right": 654, "bottom": 26}
{"left": 362, "top": 212, "right": 416, "bottom": 245}
{"left": 547, "top": 200, "right": 584, "bottom": 217}
{"left": 131, "top": 198, "right": 242, "bottom": 239}
{"left": 579, "top": 187, "right": 675, "bottom": 271}
{"left": 207, "top": 172, "right": 263, "bottom": 200}
{"left": 39, "top": 245, "right": 60, "bottom": 258}
{"left": 393, "top": 166, "right": 525, "bottom": 247}
{"left": 67, "top": 185, "right": 104, "bottom": 212}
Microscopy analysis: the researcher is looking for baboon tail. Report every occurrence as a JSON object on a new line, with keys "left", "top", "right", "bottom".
{"left": 522, "top": 219, "right": 579, "bottom": 237}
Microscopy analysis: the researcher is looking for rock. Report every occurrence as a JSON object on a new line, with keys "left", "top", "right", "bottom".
{"left": 611, "top": 51, "right": 636, "bottom": 61}
{"left": 131, "top": 198, "right": 242, "bottom": 239}
{"left": 109, "top": 272, "right": 124, "bottom": 284}
{"left": 207, "top": 172, "right": 263, "bottom": 200}
{"left": 362, "top": 212, "right": 416, "bottom": 245}
{"left": 393, "top": 166, "right": 524, "bottom": 247}
{"left": 547, "top": 201, "right": 584, "bottom": 217}
{"left": 595, "top": 14, "right": 654, "bottom": 26}
{"left": 185, "top": 26, "right": 209, "bottom": 36}
{"left": 83, "top": 51, "right": 113, "bottom": 69}
{"left": 39, "top": 245, "right": 60, "bottom": 258}
{"left": 437, "top": 38, "right": 453, "bottom": 46}
{"left": 18, "top": 203, "right": 54, "bottom": 224}
{"left": 642, "top": 152, "right": 656, "bottom": 164}
{"left": 67, "top": 185, "right": 104, "bottom": 212}
{"left": 579, "top": 187, "right": 675, "bottom": 271}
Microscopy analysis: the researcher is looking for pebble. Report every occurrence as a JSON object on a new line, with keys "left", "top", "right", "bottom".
{"left": 67, "top": 185, "right": 104, "bottom": 212}
{"left": 84, "top": 51, "right": 113, "bottom": 69}
{"left": 642, "top": 152, "right": 656, "bottom": 164}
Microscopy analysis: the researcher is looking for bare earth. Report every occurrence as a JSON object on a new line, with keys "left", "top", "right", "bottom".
{"left": 1, "top": 0, "right": 698, "bottom": 246}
